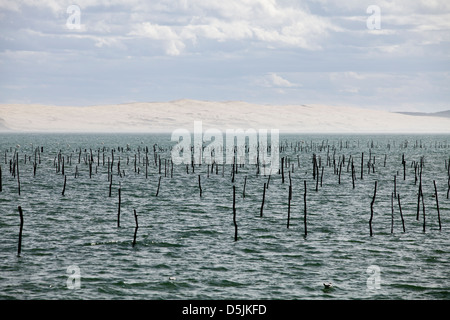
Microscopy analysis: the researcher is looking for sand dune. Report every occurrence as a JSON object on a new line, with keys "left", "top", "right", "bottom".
{"left": 0, "top": 99, "right": 449, "bottom": 133}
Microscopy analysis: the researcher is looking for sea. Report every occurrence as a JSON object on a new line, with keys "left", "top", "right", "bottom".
{"left": 0, "top": 133, "right": 449, "bottom": 301}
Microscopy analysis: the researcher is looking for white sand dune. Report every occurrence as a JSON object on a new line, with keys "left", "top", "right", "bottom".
{"left": 0, "top": 99, "right": 449, "bottom": 133}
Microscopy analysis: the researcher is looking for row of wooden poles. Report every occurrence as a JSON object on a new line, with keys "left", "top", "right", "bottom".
{"left": 2, "top": 139, "right": 449, "bottom": 255}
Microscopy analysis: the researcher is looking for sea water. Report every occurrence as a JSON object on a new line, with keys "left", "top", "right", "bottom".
{"left": 0, "top": 133, "right": 449, "bottom": 300}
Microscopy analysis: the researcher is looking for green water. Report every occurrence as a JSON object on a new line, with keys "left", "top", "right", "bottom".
{"left": 0, "top": 133, "right": 449, "bottom": 300}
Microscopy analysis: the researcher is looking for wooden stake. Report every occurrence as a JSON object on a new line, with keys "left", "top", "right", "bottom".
{"left": 320, "top": 166, "right": 324, "bottom": 188}
{"left": 391, "top": 192, "right": 394, "bottom": 233}
{"left": 118, "top": 185, "right": 121, "bottom": 228}
{"left": 109, "top": 174, "right": 113, "bottom": 197}
{"left": 287, "top": 184, "right": 292, "bottom": 229}
{"left": 421, "top": 186, "right": 426, "bottom": 233}
{"left": 132, "top": 209, "right": 138, "bottom": 247}
{"left": 233, "top": 185, "right": 238, "bottom": 241}
{"left": 433, "top": 180, "right": 441, "bottom": 231}
{"left": 260, "top": 183, "right": 266, "bottom": 217}
{"left": 397, "top": 193, "right": 406, "bottom": 232}
{"left": 16, "top": 153, "right": 20, "bottom": 196}
{"left": 394, "top": 175, "right": 397, "bottom": 198}
{"left": 402, "top": 154, "right": 406, "bottom": 180}
{"left": 303, "top": 180, "right": 307, "bottom": 237}
{"left": 243, "top": 176, "right": 247, "bottom": 198}
{"left": 18, "top": 206, "right": 24, "bottom": 256}
{"left": 198, "top": 175, "right": 202, "bottom": 197}
{"left": 416, "top": 179, "right": 422, "bottom": 221}
{"left": 369, "top": 181, "right": 377, "bottom": 237}
{"left": 155, "top": 176, "right": 161, "bottom": 197}
{"left": 361, "top": 152, "right": 364, "bottom": 180}
{"left": 62, "top": 175, "right": 67, "bottom": 196}
{"left": 447, "top": 175, "right": 449, "bottom": 199}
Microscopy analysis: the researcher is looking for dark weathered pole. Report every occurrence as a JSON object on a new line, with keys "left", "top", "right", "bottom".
{"left": 320, "top": 166, "right": 324, "bottom": 188}
{"left": 0, "top": 164, "right": 2, "bottom": 192}
{"left": 397, "top": 193, "right": 406, "bottom": 232}
{"left": 260, "top": 183, "right": 266, "bottom": 217}
{"left": 155, "top": 176, "right": 161, "bottom": 197}
{"left": 361, "top": 152, "right": 364, "bottom": 180}
{"left": 233, "top": 185, "right": 238, "bottom": 241}
{"left": 316, "top": 165, "right": 319, "bottom": 191}
{"left": 132, "top": 209, "right": 138, "bottom": 247}
{"left": 433, "top": 180, "right": 441, "bottom": 231}
{"left": 117, "top": 185, "right": 121, "bottom": 228}
{"left": 421, "top": 187, "right": 426, "bottom": 233}
{"left": 243, "top": 176, "right": 247, "bottom": 198}
{"left": 109, "top": 174, "right": 113, "bottom": 197}
{"left": 62, "top": 175, "right": 67, "bottom": 196}
{"left": 351, "top": 161, "right": 355, "bottom": 189}
{"left": 394, "top": 175, "right": 397, "bottom": 198}
{"left": 391, "top": 192, "right": 394, "bottom": 233}
{"left": 198, "top": 175, "right": 202, "bottom": 197}
{"left": 369, "top": 181, "right": 377, "bottom": 237}
{"left": 447, "top": 175, "right": 449, "bottom": 199}
{"left": 16, "top": 153, "right": 20, "bottom": 196}
{"left": 18, "top": 206, "right": 24, "bottom": 256}
{"left": 287, "top": 184, "right": 292, "bottom": 229}
{"left": 303, "top": 180, "right": 307, "bottom": 237}
{"left": 416, "top": 178, "right": 422, "bottom": 221}
{"left": 402, "top": 154, "right": 406, "bottom": 180}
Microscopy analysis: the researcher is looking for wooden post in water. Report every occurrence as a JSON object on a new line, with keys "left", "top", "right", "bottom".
{"left": 447, "top": 175, "right": 450, "bottom": 199}
{"left": 0, "top": 164, "right": 2, "bottom": 192}
{"left": 109, "top": 174, "right": 113, "bottom": 197}
{"left": 320, "top": 166, "right": 324, "bottom": 188}
{"left": 433, "top": 180, "right": 441, "bottom": 231}
{"left": 391, "top": 192, "right": 394, "bottom": 233}
{"left": 18, "top": 206, "right": 24, "bottom": 256}
{"left": 132, "top": 209, "right": 139, "bottom": 247}
{"left": 397, "top": 193, "right": 406, "bottom": 232}
{"left": 402, "top": 154, "right": 406, "bottom": 180}
{"left": 303, "top": 180, "right": 307, "bottom": 237}
{"left": 351, "top": 160, "right": 355, "bottom": 189}
{"left": 338, "top": 161, "right": 342, "bottom": 185}
{"left": 361, "top": 152, "right": 364, "bottom": 180}
{"left": 394, "top": 175, "right": 397, "bottom": 198}
{"left": 233, "top": 185, "right": 238, "bottom": 241}
{"left": 16, "top": 153, "right": 20, "bottom": 196}
{"left": 117, "top": 185, "right": 121, "bottom": 228}
{"left": 62, "top": 175, "right": 67, "bottom": 196}
{"left": 315, "top": 165, "right": 319, "bottom": 191}
{"left": 243, "top": 176, "right": 247, "bottom": 198}
{"left": 369, "top": 181, "right": 377, "bottom": 237}
{"left": 155, "top": 176, "right": 161, "bottom": 197}
{"left": 198, "top": 175, "right": 202, "bottom": 197}
{"left": 260, "top": 183, "right": 266, "bottom": 217}
{"left": 287, "top": 184, "right": 292, "bottom": 229}
{"left": 421, "top": 186, "right": 426, "bottom": 233}
{"left": 416, "top": 178, "right": 422, "bottom": 221}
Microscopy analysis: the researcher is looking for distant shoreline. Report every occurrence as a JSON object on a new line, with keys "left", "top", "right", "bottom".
{"left": 1, "top": 100, "right": 450, "bottom": 134}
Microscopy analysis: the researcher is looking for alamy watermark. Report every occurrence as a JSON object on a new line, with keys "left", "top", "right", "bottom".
{"left": 171, "top": 121, "right": 280, "bottom": 173}
{"left": 366, "top": 5, "right": 381, "bottom": 30}
{"left": 66, "top": 5, "right": 81, "bottom": 30}
{"left": 366, "top": 265, "right": 381, "bottom": 291}
{"left": 66, "top": 265, "right": 81, "bottom": 289}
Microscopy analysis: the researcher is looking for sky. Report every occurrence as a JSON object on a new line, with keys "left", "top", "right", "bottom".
{"left": 0, "top": 0, "right": 449, "bottom": 112}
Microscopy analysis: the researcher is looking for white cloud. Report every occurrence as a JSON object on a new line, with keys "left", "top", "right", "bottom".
{"left": 268, "top": 73, "right": 296, "bottom": 87}
{"left": 125, "top": 1, "right": 339, "bottom": 55}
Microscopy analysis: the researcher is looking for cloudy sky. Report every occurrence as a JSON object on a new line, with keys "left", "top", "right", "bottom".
{"left": 0, "top": 0, "right": 449, "bottom": 112}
